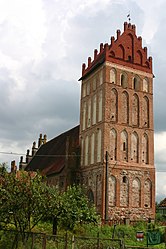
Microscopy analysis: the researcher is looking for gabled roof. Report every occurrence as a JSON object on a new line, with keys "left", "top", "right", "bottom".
{"left": 80, "top": 22, "right": 152, "bottom": 81}
{"left": 158, "top": 198, "right": 166, "bottom": 208}
{"left": 25, "top": 125, "right": 80, "bottom": 176}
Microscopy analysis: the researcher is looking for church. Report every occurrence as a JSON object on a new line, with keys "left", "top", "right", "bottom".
{"left": 20, "top": 22, "right": 156, "bottom": 223}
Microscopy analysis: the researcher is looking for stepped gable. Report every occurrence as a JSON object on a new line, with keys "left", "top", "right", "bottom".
{"left": 25, "top": 125, "right": 79, "bottom": 176}
{"left": 81, "top": 22, "right": 152, "bottom": 80}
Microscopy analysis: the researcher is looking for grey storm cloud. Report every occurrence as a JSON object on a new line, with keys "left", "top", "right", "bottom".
{"left": 0, "top": 0, "right": 165, "bottom": 200}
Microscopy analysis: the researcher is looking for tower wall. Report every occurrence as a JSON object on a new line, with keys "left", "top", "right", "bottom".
{"left": 79, "top": 22, "right": 155, "bottom": 222}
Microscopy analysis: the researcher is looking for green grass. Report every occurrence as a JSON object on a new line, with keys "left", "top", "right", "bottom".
{"left": 0, "top": 221, "right": 165, "bottom": 249}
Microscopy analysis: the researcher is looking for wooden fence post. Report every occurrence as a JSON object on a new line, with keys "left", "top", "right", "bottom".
{"left": 42, "top": 233, "right": 46, "bottom": 249}
{"left": 31, "top": 233, "right": 34, "bottom": 249}
{"left": 64, "top": 232, "right": 68, "bottom": 249}
{"left": 71, "top": 235, "right": 75, "bottom": 249}
{"left": 97, "top": 232, "right": 100, "bottom": 249}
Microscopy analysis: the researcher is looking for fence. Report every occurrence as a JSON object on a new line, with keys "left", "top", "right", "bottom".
{"left": 0, "top": 229, "right": 163, "bottom": 249}
{"left": 0, "top": 230, "right": 124, "bottom": 249}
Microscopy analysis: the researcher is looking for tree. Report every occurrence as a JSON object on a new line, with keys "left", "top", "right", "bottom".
{"left": 58, "top": 185, "right": 99, "bottom": 231}
{"left": 0, "top": 170, "right": 60, "bottom": 242}
{"left": 0, "top": 170, "right": 99, "bottom": 242}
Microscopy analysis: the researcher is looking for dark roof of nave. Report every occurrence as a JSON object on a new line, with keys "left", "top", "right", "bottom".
{"left": 25, "top": 125, "right": 80, "bottom": 176}
{"left": 80, "top": 22, "right": 152, "bottom": 81}
{"left": 158, "top": 198, "right": 166, "bottom": 208}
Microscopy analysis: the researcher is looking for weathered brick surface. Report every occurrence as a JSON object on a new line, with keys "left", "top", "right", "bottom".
{"left": 80, "top": 22, "right": 155, "bottom": 222}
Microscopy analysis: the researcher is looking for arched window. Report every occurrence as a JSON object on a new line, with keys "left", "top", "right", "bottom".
{"left": 97, "top": 129, "right": 101, "bottom": 162}
{"left": 109, "top": 175, "right": 116, "bottom": 206}
{"left": 99, "top": 70, "right": 103, "bottom": 85}
{"left": 93, "top": 77, "right": 96, "bottom": 91}
{"left": 132, "top": 178, "right": 141, "bottom": 207}
{"left": 120, "top": 130, "right": 128, "bottom": 162}
{"left": 133, "top": 76, "right": 140, "bottom": 91}
{"left": 87, "top": 99, "right": 91, "bottom": 127}
{"left": 142, "top": 96, "right": 149, "bottom": 128}
{"left": 120, "top": 73, "right": 128, "bottom": 88}
{"left": 131, "top": 132, "right": 139, "bottom": 163}
{"left": 82, "top": 83, "right": 86, "bottom": 97}
{"left": 98, "top": 90, "right": 102, "bottom": 122}
{"left": 81, "top": 138, "right": 84, "bottom": 166}
{"left": 120, "top": 175, "right": 129, "bottom": 207}
{"left": 87, "top": 81, "right": 90, "bottom": 95}
{"left": 132, "top": 94, "right": 139, "bottom": 126}
{"left": 143, "top": 78, "right": 149, "bottom": 92}
{"left": 82, "top": 102, "right": 86, "bottom": 130}
{"left": 85, "top": 136, "right": 89, "bottom": 165}
{"left": 88, "top": 189, "right": 94, "bottom": 203}
{"left": 110, "top": 68, "right": 116, "bottom": 84}
{"left": 142, "top": 133, "right": 148, "bottom": 164}
{"left": 121, "top": 91, "right": 129, "bottom": 124}
{"left": 92, "top": 94, "right": 96, "bottom": 125}
{"left": 144, "top": 179, "right": 152, "bottom": 208}
{"left": 96, "top": 174, "right": 102, "bottom": 208}
{"left": 110, "top": 128, "right": 117, "bottom": 161}
{"left": 110, "top": 88, "right": 118, "bottom": 122}
{"left": 90, "top": 133, "right": 95, "bottom": 164}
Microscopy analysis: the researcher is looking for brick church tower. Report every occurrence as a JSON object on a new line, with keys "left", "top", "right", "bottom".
{"left": 79, "top": 22, "right": 155, "bottom": 222}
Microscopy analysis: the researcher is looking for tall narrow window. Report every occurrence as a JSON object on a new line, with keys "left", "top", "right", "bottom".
{"left": 85, "top": 136, "right": 89, "bottom": 166}
{"left": 120, "top": 130, "right": 128, "bottom": 161}
{"left": 82, "top": 102, "right": 86, "bottom": 130}
{"left": 110, "top": 68, "right": 116, "bottom": 84}
{"left": 121, "top": 73, "right": 128, "bottom": 88}
{"left": 99, "top": 70, "right": 103, "bottom": 85}
{"left": 121, "top": 91, "right": 129, "bottom": 124}
{"left": 143, "top": 78, "right": 149, "bottom": 92}
{"left": 132, "top": 178, "right": 141, "bottom": 207}
{"left": 109, "top": 175, "right": 116, "bottom": 206}
{"left": 97, "top": 129, "right": 101, "bottom": 162}
{"left": 132, "top": 94, "right": 139, "bottom": 126}
{"left": 81, "top": 138, "right": 84, "bottom": 166}
{"left": 142, "top": 96, "right": 149, "bottom": 128}
{"left": 90, "top": 133, "right": 95, "bottom": 164}
{"left": 110, "top": 89, "right": 118, "bottom": 122}
{"left": 87, "top": 81, "right": 90, "bottom": 95}
{"left": 120, "top": 176, "right": 129, "bottom": 207}
{"left": 142, "top": 133, "right": 148, "bottom": 164}
{"left": 133, "top": 76, "right": 140, "bottom": 91}
{"left": 131, "top": 132, "right": 139, "bottom": 163}
{"left": 92, "top": 94, "right": 96, "bottom": 125}
{"left": 98, "top": 90, "right": 102, "bottom": 122}
{"left": 110, "top": 128, "right": 117, "bottom": 161}
{"left": 82, "top": 83, "right": 86, "bottom": 97}
{"left": 144, "top": 179, "right": 152, "bottom": 208}
{"left": 93, "top": 78, "right": 96, "bottom": 91}
{"left": 96, "top": 174, "right": 102, "bottom": 209}
{"left": 87, "top": 99, "right": 91, "bottom": 127}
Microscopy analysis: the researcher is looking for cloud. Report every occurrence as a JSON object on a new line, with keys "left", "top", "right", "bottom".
{"left": 0, "top": 0, "right": 165, "bottom": 201}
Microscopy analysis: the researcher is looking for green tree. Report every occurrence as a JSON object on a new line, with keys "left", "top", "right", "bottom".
{"left": 58, "top": 185, "right": 99, "bottom": 231}
{"left": 0, "top": 170, "right": 98, "bottom": 240}
{"left": 0, "top": 170, "right": 60, "bottom": 243}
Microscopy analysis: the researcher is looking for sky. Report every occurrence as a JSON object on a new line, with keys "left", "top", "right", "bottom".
{"left": 0, "top": 0, "right": 165, "bottom": 202}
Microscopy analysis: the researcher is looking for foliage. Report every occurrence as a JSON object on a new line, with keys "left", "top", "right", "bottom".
{"left": 0, "top": 162, "right": 8, "bottom": 174}
{"left": 0, "top": 170, "right": 98, "bottom": 244}
{"left": 0, "top": 170, "right": 60, "bottom": 242}
{"left": 58, "top": 185, "right": 99, "bottom": 231}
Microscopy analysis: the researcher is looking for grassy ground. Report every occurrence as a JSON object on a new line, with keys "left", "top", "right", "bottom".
{"left": 0, "top": 221, "right": 165, "bottom": 248}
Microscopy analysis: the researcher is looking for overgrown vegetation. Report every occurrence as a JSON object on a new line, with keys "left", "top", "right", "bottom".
{"left": 0, "top": 169, "right": 98, "bottom": 245}
{"left": 0, "top": 166, "right": 165, "bottom": 248}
